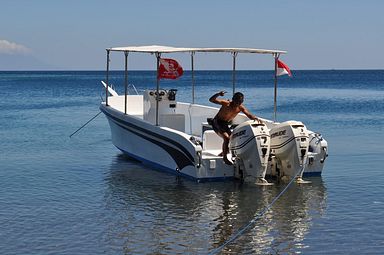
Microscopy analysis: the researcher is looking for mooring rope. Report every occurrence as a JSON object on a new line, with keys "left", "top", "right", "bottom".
{"left": 209, "top": 166, "right": 305, "bottom": 255}
{"left": 69, "top": 111, "right": 102, "bottom": 138}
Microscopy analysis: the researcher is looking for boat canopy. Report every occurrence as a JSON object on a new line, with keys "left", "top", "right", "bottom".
{"left": 104, "top": 45, "right": 287, "bottom": 122}
{"left": 107, "top": 45, "right": 286, "bottom": 55}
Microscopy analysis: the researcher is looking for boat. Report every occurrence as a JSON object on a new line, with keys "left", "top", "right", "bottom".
{"left": 100, "top": 45, "right": 328, "bottom": 184}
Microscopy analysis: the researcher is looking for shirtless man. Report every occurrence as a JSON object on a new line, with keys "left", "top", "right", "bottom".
{"left": 209, "top": 91, "right": 262, "bottom": 165}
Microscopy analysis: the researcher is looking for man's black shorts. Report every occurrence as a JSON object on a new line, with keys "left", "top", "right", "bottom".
{"left": 212, "top": 117, "right": 231, "bottom": 135}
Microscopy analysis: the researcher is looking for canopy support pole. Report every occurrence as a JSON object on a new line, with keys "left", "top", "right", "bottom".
{"left": 273, "top": 53, "right": 280, "bottom": 122}
{"left": 232, "top": 52, "right": 238, "bottom": 95}
{"left": 155, "top": 53, "right": 161, "bottom": 126}
{"left": 105, "top": 49, "right": 110, "bottom": 106}
{"left": 191, "top": 52, "right": 195, "bottom": 104}
{"left": 124, "top": 51, "right": 129, "bottom": 114}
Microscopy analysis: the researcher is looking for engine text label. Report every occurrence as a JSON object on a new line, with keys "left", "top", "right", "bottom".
{"left": 271, "top": 130, "right": 286, "bottom": 139}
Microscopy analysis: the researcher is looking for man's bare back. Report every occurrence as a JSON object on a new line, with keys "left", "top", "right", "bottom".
{"left": 209, "top": 91, "right": 260, "bottom": 122}
{"left": 215, "top": 100, "right": 244, "bottom": 122}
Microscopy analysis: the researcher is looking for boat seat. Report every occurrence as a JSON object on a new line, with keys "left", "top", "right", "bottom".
{"left": 203, "top": 130, "right": 222, "bottom": 153}
{"left": 108, "top": 95, "right": 143, "bottom": 115}
{"left": 159, "top": 114, "right": 185, "bottom": 132}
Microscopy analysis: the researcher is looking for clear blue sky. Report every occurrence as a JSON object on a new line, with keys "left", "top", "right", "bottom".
{"left": 1, "top": 0, "right": 383, "bottom": 70}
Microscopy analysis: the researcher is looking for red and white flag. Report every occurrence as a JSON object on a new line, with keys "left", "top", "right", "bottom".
{"left": 276, "top": 59, "right": 292, "bottom": 77}
{"left": 158, "top": 58, "right": 183, "bottom": 79}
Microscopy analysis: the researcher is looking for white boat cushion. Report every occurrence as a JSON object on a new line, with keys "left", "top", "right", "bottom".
{"left": 203, "top": 130, "right": 222, "bottom": 152}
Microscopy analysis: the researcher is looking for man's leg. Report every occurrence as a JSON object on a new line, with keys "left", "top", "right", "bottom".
{"left": 222, "top": 132, "right": 232, "bottom": 165}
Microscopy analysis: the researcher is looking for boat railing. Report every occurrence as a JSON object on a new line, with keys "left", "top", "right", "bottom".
{"left": 102, "top": 80, "right": 139, "bottom": 96}
{"left": 127, "top": 84, "right": 139, "bottom": 95}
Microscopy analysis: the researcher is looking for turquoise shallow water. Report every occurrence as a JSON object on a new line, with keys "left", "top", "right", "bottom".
{"left": 0, "top": 70, "right": 383, "bottom": 254}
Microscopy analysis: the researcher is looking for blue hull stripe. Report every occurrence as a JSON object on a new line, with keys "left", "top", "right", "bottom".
{"left": 117, "top": 146, "right": 234, "bottom": 182}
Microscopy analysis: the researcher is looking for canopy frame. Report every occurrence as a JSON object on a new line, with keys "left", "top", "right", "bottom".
{"left": 273, "top": 53, "right": 281, "bottom": 122}
{"left": 104, "top": 45, "right": 287, "bottom": 125}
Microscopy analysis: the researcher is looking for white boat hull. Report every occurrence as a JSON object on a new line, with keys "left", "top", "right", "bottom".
{"left": 100, "top": 103, "right": 235, "bottom": 181}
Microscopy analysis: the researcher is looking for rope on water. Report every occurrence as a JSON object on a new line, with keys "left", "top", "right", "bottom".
{"left": 209, "top": 167, "right": 305, "bottom": 255}
{"left": 69, "top": 111, "right": 102, "bottom": 138}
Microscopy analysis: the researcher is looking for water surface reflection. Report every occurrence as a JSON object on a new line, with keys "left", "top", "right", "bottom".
{"left": 103, "top": 154, "right": 327, "bottom": 254}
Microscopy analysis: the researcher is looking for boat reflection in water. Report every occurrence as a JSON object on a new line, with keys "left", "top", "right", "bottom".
{"left": 211, "top": 178, "right": 327, "bottom": 254}
{"left": 102, "top": 154, "right": 327, "bottom": 254}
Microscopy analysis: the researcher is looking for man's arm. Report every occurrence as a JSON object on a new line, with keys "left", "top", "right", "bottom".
{"left": 241, "top": 105, "right": 263, "bottom": 123}
{"left": 209, "top": 91, "right": 227, "bottom": 105}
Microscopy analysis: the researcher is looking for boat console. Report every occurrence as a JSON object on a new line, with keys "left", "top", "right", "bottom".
{"left": 143, "top": 89, "right": 185, "bottom": 132}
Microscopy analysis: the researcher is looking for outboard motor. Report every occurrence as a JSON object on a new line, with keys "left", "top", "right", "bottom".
{"left": 306, "top": 132, "right": 328, "bottom": 174}
{"left": 269, "top": 121, "right": 310, "bottom": 182}
{"left": 229, "top": 120, "right": 271, "bottom": 185}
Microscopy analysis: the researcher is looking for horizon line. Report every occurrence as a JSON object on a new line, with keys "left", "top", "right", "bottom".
{"left": 1, "top": 68, "right": 384, "bottom": 72}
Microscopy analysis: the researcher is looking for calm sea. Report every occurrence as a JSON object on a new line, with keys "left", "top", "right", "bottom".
{"left": 0, "top": 70, "right": 383, "bottom": 254}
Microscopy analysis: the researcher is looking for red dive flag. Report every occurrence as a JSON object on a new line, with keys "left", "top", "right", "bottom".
{"left": 158, "top": 58, "right": 183, "bottom": 79}
{"left": 276, "top": 59, "right": 292, "bottom": 77}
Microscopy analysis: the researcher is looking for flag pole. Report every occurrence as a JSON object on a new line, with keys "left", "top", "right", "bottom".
{"left": 273, "top": 53, "right": 280, "bottom": 122}
{"left": 155, "top": 53, "right": 161, "bottom": 126}
{"left": 191, "top": 52, "right": 195, "bottom": 104}
{"left": 232, "top": 52, "right": 238, "bottom": 95}
{"left": 124, "top": 51, "right": 128, "bottom": 114}
{"left": 105, "top": 49, "right": 110, "bottom": 106}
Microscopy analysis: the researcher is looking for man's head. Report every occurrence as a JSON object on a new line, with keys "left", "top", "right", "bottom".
{"left": 232, "top": 92, "right": 244, "bottom": 105}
